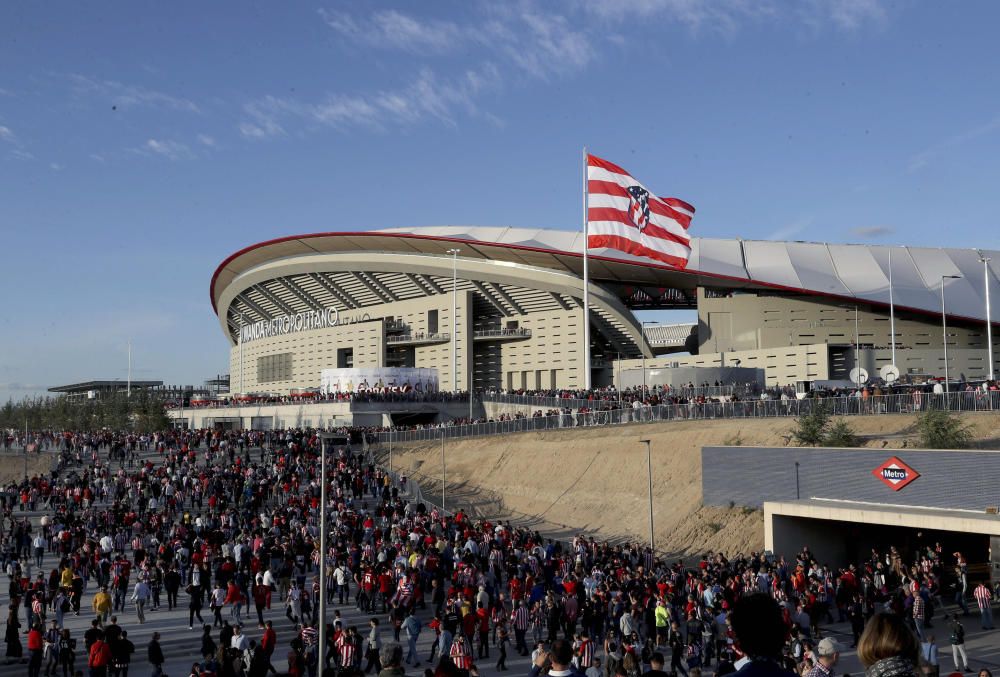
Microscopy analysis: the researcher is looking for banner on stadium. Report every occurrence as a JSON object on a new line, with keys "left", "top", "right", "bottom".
{"left": 320, "top": 367, "right": 439, "bottom": 394}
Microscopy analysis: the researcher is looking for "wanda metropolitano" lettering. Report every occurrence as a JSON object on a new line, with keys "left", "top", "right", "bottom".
{"left": 239, "top": 307, "right": 342, "bottom": 343}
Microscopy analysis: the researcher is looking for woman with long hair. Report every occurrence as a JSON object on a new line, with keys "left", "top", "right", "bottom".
{"left": 858, "top": 613, "right": 920, "bottom": 677}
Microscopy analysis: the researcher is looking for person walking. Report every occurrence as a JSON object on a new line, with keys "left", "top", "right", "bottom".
{"left": 130, "top": 579, "right": 150, "bottom": 624}
{"left": 91, "top": 587, "right": 112, "bottom": 628}
{"left": 947, "top": 614, "right": 971, "bottom": 673}
{"left": 26, "top": 622, "right": 43, "bottom": 677}
{"left": 496, "top": 625, "right": 511, "bottom": 671}
{"left": 147, "top": 632, "right": 164, "bottom": 677}
{"left": 972, "top": 581, "right": 994, "bottom": 630}
{"left": 402, "top": 607, "right": 421, "bottom": 668}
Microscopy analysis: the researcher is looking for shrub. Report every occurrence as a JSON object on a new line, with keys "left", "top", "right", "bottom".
{"left": 916, "top": 407, "right": 973, "bottom": 449}
{"left": 791, "top": 405, "right": 830, "bottom": 446}
{"left": 823, "top": 419, "right": 860, "bottom": 448}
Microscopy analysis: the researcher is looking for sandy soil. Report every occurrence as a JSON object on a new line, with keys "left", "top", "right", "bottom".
{"left": 0, "top": 451, "right": 55, "bottom": 485}
{"left": 381, "top": 412, "right": 1000, "bottom": 560}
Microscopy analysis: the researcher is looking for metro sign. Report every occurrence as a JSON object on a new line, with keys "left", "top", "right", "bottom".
{"left": 872, "top": 456, "right": 920, "bottom": 491}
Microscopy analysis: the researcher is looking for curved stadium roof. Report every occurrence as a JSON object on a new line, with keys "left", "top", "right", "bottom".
{"left": 211, "top": 226, "right": 1000, "bottom": 326}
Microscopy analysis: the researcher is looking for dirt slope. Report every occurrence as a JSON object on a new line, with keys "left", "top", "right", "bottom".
{"left": 383, "top": 412, "right": 1000, "bottom": 560}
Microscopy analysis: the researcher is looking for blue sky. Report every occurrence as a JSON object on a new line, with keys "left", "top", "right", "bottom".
{"left": 2, "top": 0, "right": 1000, "bottom": 401}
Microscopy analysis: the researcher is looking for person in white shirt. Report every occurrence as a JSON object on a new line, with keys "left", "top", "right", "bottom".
{"left": 131, "top": 580, "right": 151, "bottom": 623}
{"left": 231, "top": 625, "right": 250, "bottom": 653}
{"left": 32, "top": 535, "right": 47, "bottom": 567}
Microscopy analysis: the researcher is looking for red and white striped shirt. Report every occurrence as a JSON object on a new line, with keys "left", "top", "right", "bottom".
{"left": 450, "top": 636, "right": 473, "bottom": 669}
{"left": 973, "top": 584, "right": 993, "bottom": 609}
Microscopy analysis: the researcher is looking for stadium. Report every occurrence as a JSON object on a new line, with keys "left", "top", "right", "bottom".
{"left": 210, "top": 226, "right": 999, "bottom": 396}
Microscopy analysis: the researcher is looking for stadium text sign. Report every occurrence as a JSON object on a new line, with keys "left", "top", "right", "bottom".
{"left": 239, "top": 307, "right": 346, "bottom": 343}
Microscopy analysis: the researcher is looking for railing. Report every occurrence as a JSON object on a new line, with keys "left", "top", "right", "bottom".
{"left": 481, "top": 386, "right": 739, "bottom": 410}
{"left": 379, "top": 389, "right": 1000, "bottom": 444}
{"left": 385, "top": 332, "right": 450, "bottom": 345}
{"left": 472, "top": 328, "right": 532, "bottom": 340}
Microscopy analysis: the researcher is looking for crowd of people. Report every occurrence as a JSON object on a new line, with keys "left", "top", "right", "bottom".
{"left": 0, "top": 427, "right": 996, "bottom": 677}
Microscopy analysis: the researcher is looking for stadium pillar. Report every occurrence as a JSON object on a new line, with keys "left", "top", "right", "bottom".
{"left": 941, "top": 274, "right": 962, "bottom": 395}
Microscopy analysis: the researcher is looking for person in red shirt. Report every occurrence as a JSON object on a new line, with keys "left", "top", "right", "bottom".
{"left": 260, "top": 620, "right": 277, "bottom": 658}
{"left": 26, "top": 623, "right": 43, "bottom": 677}
{"left": 87, "top": 632, "right": 113, "bottom": 676}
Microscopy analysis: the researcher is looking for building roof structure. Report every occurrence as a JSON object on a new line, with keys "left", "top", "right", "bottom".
{"left": 210, "top": 226, "right": 1000, "bottom": 348}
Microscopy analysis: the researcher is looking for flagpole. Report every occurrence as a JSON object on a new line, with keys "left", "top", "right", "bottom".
{"left": 582, "top": 147, "right": 592, "bottom": 390}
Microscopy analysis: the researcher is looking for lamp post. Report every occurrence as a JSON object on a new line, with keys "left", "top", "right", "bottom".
{"left": 447, "top": 248, "right": 461, "bottom": 393}
{"left": 639, "top": 439, "right": 654, "bottom": 553}
{"left": 979, "top": 254, "right": 994, "bottom": 381}
{"left": 941, "top": 274, "right": 963, "bottom": 395}
{"left": 440, "top": 430, "right": 446, "bottom": 513}
{"left": 317, "top": 435, "right": 328, "bottom": 670}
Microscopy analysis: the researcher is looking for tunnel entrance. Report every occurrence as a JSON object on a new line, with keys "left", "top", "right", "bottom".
{"left": 766, "top": 501, "right": 1000, "bottom": 584}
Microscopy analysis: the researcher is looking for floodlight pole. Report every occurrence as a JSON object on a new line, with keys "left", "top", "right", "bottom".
{"left": 980, "top": 254, "right": 994, "bottom": 381}
{"left": 640, "top": 439, "right": 654, "bottom": 553}
{"left": 318, "top": 436, "right": 327, "bottom": 670}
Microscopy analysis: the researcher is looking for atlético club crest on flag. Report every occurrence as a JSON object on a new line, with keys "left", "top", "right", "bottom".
{"left": 872, "top": 456, "right": 920, "bottom": 491}
{"left": 626, "top": 185, "right": 650, "bottom": 231}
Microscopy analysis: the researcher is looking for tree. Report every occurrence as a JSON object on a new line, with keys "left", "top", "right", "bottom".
{"left": 791, "top": 405, "right": 830, "bottom": 446}
{"left": 916, "top": 407, "right": 973, "bottom": 449}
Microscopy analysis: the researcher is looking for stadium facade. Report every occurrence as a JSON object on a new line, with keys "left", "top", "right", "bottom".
{"left": 210, "top": 227, "right": 1000, "bottom": 393}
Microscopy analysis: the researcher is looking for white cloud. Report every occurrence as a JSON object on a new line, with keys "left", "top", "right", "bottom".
{"left": 139, "top": 138, "right": 193, "bottom": 160}
{"left": 825, "top": 0, "right": 887, "bottom": 30}
{"left": 70, "top": 74, "right": 200, "bottom": 113}
{"left": 49, "top": 162, "right": 65, "bottom": 171}
{"left": 0, "top": 125, "right": 14, "bottom": 143}
{"left": 580, "top": 0, "right": 885, "bottom": 33}
{"left": 8, "top": 149, "right": 34, "bottom": 160}
{"left": 320, "top": 8, "right": 462, "bottom": 54}
{"left": 908, "top": 115, "right": 1000, "bottom": 172}
{"left": 239, "top": 65, "right": 500, "bottom": 139}
{"left": 197, "top": 134, "right": 217, "bottom": 147}
{"left": 767, "top": 218, "right": 812, "bottom": 241}
{"left": 850, "top": 225, "right": 895, "bottom": 239}
{"left": 89, "top": 153, "right": 106, "bottom": 163}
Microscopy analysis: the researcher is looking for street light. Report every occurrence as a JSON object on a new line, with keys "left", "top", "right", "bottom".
{"left": 440, "top": 430, "right": 446, "bottom": 513}
{"left": 941, "top": 274, "right": 963, "bottom": 395}
{"left": 447, "top": 248, "right": 461, "bottom": 392}
{"left": 639, "top": 439, "right": 654, "bottom": 553}
{"left": 978, "top": 253, "right": 994, "bottom": 381}
{"left": 317, "top": 435, "right": 330, "bottom": 670}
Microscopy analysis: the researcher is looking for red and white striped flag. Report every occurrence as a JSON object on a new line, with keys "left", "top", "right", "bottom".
{"left": 586, "top": 154, "right": 694, "bottom": 268}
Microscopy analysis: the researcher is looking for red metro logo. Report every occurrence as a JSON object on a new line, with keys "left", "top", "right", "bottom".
{"left": 872, "top": 456, "right": 920, "bottom": 491}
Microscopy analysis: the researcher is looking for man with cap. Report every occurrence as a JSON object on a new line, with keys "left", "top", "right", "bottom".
{"left": 805, "top": 638, "right": 840, "bottom": 677}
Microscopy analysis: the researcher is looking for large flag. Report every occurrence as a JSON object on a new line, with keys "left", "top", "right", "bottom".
{"left": 586, "top": 154, "right": 695, "bottom": 268}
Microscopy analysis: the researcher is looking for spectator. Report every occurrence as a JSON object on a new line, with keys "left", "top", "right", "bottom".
{"left": 147, "top": 632, "right": 164, "bottom": 677}
{"left": 729, "top": 594, "right": 797, "bottom": 677}
{"left": 857, "top": 613, "right": 919, "bottom": 677}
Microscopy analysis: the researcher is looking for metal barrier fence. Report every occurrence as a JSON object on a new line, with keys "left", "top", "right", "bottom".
{"left": 379, "top": 389, "right": 1000, "bottom": 444}
{"left": 481, "top": 385, "right": 740, "bottom": 411}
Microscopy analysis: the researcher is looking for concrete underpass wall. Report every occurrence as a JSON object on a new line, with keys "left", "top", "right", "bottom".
{"left": 702, "top": 446, "right": 1000, "bottom": 512}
